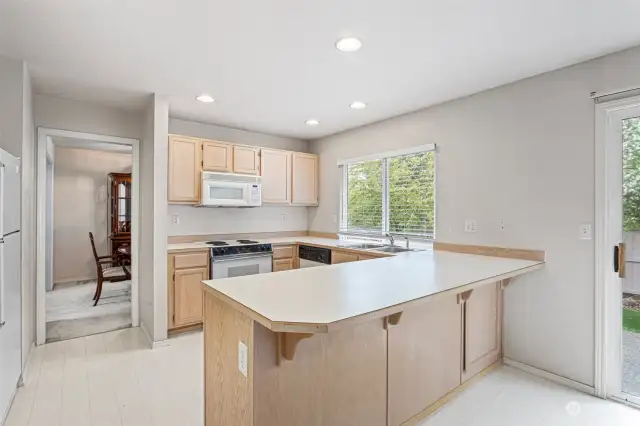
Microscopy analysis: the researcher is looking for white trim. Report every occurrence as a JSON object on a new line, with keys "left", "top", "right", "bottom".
{"left": 139, "top": 324, "right": 170, "bottom": 350}
{"left": 36, "top": 128, "right": 141, "bottom": 345}
{"left": 337, "top": 143, "right": 436, "bottom": 165}
{"left": 611, "top": 393, "right": 640, "bottom": 409}
{"left": 503, "top": 358, "right": 596, "bottom": 396}
{"left": 594, "top": 94, "right": 640, "bottom": 400}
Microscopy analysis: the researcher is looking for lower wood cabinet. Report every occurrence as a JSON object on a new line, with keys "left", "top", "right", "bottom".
{"left": 273, "top": 258, "right": 294, "bottom": 272}
{"left": 331, "top": 250, "right": 359, "bottom": 264}
{"left": 168, "top": 250, "right": 210, "bottom": 331}
{"left": 462, "top": 282, "right": 502, "bottom": 382}
{"left": 387, "top": 294, "right": 462, "bottom": 426}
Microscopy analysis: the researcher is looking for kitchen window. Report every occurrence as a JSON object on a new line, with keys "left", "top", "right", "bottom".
{"left": 339, "top": 144, "right": 435, "bottom": 239}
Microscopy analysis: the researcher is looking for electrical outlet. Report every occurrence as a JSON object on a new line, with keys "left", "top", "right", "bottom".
{"left": 464, "top": 219, "right": 477, "bottom": 233}
{"left": 579, "top": 223, "right": 592, "bottom": 240}
{"left": 171, "top": 214, "right": 179, "bottom": 224}
{"left": 500, "top": 221, "right": 505, "bottom": 232}
{"left": 280, "top": 214, "right": 286, "bottom": 223}
{"left": 331, "top": 214, "right": 337, "bottom": 223}
{"left": 238, "top": 341, "right": 248, "bottom": 377}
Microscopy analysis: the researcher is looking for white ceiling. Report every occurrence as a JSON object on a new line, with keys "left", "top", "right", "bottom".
{"left": 2, "top": 1, "right": 640, "bottom": 140}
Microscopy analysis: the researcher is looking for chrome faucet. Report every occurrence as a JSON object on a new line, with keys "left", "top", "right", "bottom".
{"left": 385, "top": 233, "right": 395, "bottom": 246}
{"left": 404, "top": 236, "right": 410, "bottom": 249}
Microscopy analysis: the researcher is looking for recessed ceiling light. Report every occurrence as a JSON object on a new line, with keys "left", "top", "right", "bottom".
{"left": 196, "top": 94, "right": 215, "bottom": 103}
{"left": 350, "top": 101, "right": 367, "bottom": 109}
{"left": 336, "top": 37, "right": 362, "bottom": 52}
{"left": 305, "top": 119, "right": 320, "bottom": 126}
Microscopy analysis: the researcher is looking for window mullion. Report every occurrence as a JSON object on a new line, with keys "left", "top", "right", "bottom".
{"left": 382, "top": 158, "right": 389, "bottom": 234}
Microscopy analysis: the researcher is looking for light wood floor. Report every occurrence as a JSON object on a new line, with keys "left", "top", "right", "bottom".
{"left": 4, "top": 328, "right": 640, "bottom": 426}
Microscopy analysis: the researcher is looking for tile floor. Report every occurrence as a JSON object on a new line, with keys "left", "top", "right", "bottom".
{"left": 4, "top": 327, "right": 640, "bottom": 426}
{"left": 46, "top": 281, "right": 131, "bottom": 342}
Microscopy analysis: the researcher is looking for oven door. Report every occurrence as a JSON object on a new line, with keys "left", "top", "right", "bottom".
{"left": 211, "top": 253, "right": 273, "bottom": 279}
{"left": 201, "top": 180, "right": 251, "bottom": 207}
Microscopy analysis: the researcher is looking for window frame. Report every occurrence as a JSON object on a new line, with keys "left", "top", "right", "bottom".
{"left": 339, "top": 144, "right": 436, "bottom": 240}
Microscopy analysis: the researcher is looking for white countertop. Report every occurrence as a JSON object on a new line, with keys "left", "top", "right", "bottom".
{"left": 202, "top": 249, "right": 543, "bottom": 333}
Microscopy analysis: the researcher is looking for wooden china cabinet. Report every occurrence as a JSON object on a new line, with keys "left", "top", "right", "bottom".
{"left": 108, "top": 173, "right": 132, "bottom": 264}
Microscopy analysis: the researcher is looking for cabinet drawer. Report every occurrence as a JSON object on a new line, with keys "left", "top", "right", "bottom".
{"left": 273, "top": 245, "right": 295, "bottom": 259}
{"left": 174, "top": 251, "right": 209, "bottom": 269}
{"left": 273, "top": 258, "right": 294, "bottom": 272}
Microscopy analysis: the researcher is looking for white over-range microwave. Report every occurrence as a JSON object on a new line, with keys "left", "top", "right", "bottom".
{"left": 199, "top": 171, "right": 262, "bottom": 207}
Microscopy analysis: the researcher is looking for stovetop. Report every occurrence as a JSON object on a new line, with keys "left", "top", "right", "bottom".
{"left": 210, "top": 243, "right": 273, "bottom": 258}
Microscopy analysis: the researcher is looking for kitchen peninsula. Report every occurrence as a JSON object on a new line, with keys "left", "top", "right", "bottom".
{"left": 201, "top": 243, "right": 544, "bottom": 426}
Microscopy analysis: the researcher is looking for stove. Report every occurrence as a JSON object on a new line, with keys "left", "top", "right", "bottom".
{"left": 209, "top": 242, "right": 274, "bottom": 279}
{"left": 236, "top": 239, "right": 258, "bottom": 244}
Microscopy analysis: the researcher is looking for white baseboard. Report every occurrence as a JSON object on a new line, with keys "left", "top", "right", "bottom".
{"left": 503, "top": 358, "right": 596, "bottom": 396}
{"left": 1, "top": 385, "right": 17, "bottom": 426}
{"left": 139, "top": 323, "right": 170, "bottom": 350}
{"left": 18, "top": 342, "right": 36, "bottom": 388}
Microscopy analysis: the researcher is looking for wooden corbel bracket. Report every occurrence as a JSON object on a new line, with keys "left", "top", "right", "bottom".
{"left": 276, "top": 332, "right": 313, "bottom": 366}
{"left": 384, "top": 311, "right": 404, "bottom": 329}
{"left": 457, "top": 289, "right": 473, "bottom": 304}
{"left": 500, "top": 278, "right": 513, "bottom": 290}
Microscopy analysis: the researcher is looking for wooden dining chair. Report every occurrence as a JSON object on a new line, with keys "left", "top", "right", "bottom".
{"left": 89, "top": 232, "right": 131, "bottom": 306}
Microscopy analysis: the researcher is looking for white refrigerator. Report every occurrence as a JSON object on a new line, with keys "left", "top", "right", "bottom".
{"left": 0, "top": 149, "right": 21, "bottom": 422}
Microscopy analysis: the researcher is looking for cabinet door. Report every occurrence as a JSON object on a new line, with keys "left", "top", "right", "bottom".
{"left": 168, "top": 136, "right": 201, "bottom": 204}
{"left": 291, "top": 152, "right": 318, "bottom": 205}
{"left": 233, "top": 145, "right": 260, "bottom": 175}
{"left": 174, "top": 267, "right": 208, "bottom": 327}
{"left": 462, "top": 282, "right": 502, "bottom": 382}
{"left": 273, "top": 258, "right": 294, "bottom": 272}
{"left": 260, "top": 149, "right": 291, "bottom": 204}
{"left": 202, "top": 140, "right": 233, "bottom": 172}
{"left": 388, "top": 295, "right": 462, "bottom": 426}
{"left": 332, "top": 251, "right": 358, "bottom": 264}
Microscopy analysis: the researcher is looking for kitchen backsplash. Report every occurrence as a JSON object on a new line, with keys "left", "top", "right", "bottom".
{"left": 167, "top": 204, "right": 308, "bottom": 236}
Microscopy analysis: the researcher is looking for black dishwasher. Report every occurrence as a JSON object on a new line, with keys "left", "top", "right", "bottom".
{"left": 298, "top": 245, "right": 332, "bottom": 267}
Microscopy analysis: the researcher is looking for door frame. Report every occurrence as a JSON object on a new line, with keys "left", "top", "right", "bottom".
{"left": 595, "top": 95, "right": 640, "bottom": 406}
{"left": 35, "top": 127, "right": 140, "bottom": 345}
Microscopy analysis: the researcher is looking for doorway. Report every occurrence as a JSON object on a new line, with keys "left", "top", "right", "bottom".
{"left": 596, "top": 96, "right": 640, "bottom": 407}
{"left": 36, "top": 128, "right": 140, "bottom": 345}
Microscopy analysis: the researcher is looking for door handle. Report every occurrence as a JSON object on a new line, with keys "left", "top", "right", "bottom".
{"left": 614, "top": 243, "right": 626, "bottom": 278}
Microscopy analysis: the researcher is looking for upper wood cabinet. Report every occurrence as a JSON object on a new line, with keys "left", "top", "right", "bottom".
{"left": 233, "top": 145, "right": 260, "bottom": 175}
{"left": 202, "top": 140, "right": 233, "bottom": 172}
{"left": 260, "top": 148, "right": 291, "bottom": 204}
{"left": 168, "top": 135, "right": 201, "bottom": 204}
{"left": 291, "top": 152, "right": 319, "bottom": 205}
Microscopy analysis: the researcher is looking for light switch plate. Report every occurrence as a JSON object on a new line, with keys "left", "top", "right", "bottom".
{"left": 579, "top": 223, "right": 592, "bottom": 240}
{"left": 238, "top": 341, "right": 248, "bottom": 377}
{"left": 171, "top": 214, "right": 179, "bottom": 224}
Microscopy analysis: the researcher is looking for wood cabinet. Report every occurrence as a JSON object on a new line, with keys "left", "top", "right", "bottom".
{"left": 387, "top": 295, "right": 462, "bottom": 426}
{"left": 272, "top": 245, "right": 297, "bottom": 271}
{"left": 273, "top": 258, "right": 294, "bottom": 272}
{"left": 233, "top": 145, "right": 260, "bottom": 175}
{"left": 260, "top": 149, "right": 291, "bottom": 204}
{"left": 168, "top": 135, "right": 201, "bottom": 204}
{"left": 108, "top": 173, "right": 132, "bottom": 263}
{"left": 168, "top": 250, "right": 210, "bottom": 330}
{"left": 331, "top": 250, "right": 359, "bottom": 264}
{"left": 202, "top": 140, "right": 233, "bottom": 172}
{"left": 462, "top": 282, "right": 502, "bottom": 382}
{"left": 291, "top": 152, "right": 318, "bottom": 205}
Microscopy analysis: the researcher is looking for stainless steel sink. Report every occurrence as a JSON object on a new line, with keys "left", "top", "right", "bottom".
{"left": 368, "top": 246, "right": 414, "bottom": 253}
{"left": 337, "top": 243, "right": 386, "bottom": 250}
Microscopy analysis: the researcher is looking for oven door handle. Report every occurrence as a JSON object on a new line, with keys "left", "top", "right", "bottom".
{"left": 211, "top": 253, "right": 273, "bottom": 262}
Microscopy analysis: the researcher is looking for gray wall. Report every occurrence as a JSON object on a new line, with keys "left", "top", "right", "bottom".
{"left": 167, "top": 119, "right": 309, "bottom": 236}
{"left": 34, "top": 94, "right": 143, "bottom": 139}
{"left": 309, "top": 45, "right": 640, "bottom": 387}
